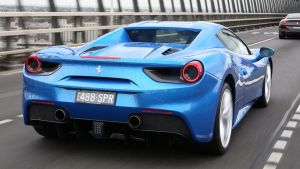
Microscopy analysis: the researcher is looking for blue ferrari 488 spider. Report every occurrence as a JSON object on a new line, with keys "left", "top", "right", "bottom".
{"left": 23, "top": 21, "right": 274, "bottom": 154}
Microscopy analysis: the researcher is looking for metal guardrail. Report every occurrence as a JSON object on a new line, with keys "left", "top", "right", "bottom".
{"left": 0, "top": 12, "right": 285, "bottom": 57}
{"left": 0, "top": 12, "right": 286, "bottom": 17}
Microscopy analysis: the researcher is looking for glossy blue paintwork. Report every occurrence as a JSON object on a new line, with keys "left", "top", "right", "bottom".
{"left": 23, "top": 21, "right": 274, "bottom": 142}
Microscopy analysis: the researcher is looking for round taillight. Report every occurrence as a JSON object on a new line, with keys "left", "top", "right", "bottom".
{"left": 25, "top": 55, "right": 41, "bottom": 73}
{"left": 182, "top": 61, "right": 204, "bottom": 83}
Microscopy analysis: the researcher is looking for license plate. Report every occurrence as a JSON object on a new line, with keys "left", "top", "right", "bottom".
{"left": 76, "top": 90, "right": 116, "bottom": 105}
{"left": 293, "top": 27, "right": 300, "bottom": 29}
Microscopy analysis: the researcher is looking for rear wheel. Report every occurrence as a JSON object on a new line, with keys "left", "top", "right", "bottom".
{"left": 210, "top": 83, "right": 233, "bottom": 155}
{"left": 257, "top": 63, "right": 272, "bottom": 107}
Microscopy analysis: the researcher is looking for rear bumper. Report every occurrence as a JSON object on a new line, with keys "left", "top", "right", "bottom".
{"left": 23, "top": 70, "right": 221, "bottom": 143}
{"left": 28, "top": 103, "right": 191, "bottom": 139}
{"left": 279, "top": 26, "right": 300, "bottom": 34}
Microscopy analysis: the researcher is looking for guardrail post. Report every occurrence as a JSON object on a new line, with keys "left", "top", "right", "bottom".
{"left": 97, "top": 0, "right": 109, "bottom": 34}
{"left": 74, "top": 16, "right": 85, "bottom": 43}
{"left": 74, "top": 0, "right": 85, "bottom": 43}
{"left": 221, "top": 0, "right": 227, "bottom": 13}
{"left": 159, "top": 0, "right": 167, "bottom": 21}
{"left": 211, "top": 0, "right": 216, "bottom": 13}
{"left": 132, "top": 0, "right": 141, "bottom": 22}
{"left": 49, "top": 0, "right": 63, "bottom": 45}
{"left": 116, "top": 0, "right": 123, "bottom": 25}
{"left": 179, "top": 0, "right": 187, "bottom": 21}
{"left": 147, "top": 0, "right": 156, "bottom": 20}
{"left": 17, "top": 0, "right": 29, "bottom": 49}
{"left": 196, "top": 0, "right": 202, "bottom": 21}
{"left": 4, "top": 17, "right": 12, "bottom": 52}
{"left": 170, "top": 0, "right": 177, "bottom": 21}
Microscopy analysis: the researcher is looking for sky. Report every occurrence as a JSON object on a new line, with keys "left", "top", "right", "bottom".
{"left": 0, "top": 0, "right": 200, "bottom": 12}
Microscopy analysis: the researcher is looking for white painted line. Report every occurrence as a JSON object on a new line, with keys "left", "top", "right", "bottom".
{"left": 263, "top": 164, "right": 277, "bottom": 169}
{"left": 0, "top": 119, "right": 13, "bottom": 125}
{"left": 267, "top": 152, "right": 282, "bottom": 164}
{"left": 252, "top": 32, "right": 260, "bottom": 35}
{"left": 0, "top": 70, "right": 23, "bottom": 77}
{"left": 292, "top": 114, "right": 300, "bottom": 121}
{"left": 248, "top": 37, "right": 277, "bottom": 47}
{"left": 286, "top": 121, "right": 297, "bottom": 128}
{"left": 16, "top": 114, "right": 23, "bottom": 118}
{"left": 296, "top": 104, "right": 300, "bottom": 113}
{"left": 281, "top": 130, "right": 293, "bottom": 139}
{"left": 273, "top": 140, "right": 287, "bottom": 150}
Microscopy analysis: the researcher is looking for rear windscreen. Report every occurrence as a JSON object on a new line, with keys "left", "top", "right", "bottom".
{"left": 126, "top": 29, "right": 200, "bottom": 44}
{"left": 287, "top": 14, "right": 300, "bottom": 19}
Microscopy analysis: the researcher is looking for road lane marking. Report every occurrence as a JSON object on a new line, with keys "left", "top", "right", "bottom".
{"left": 253, "top": 92, "right": 300, "bottom": 169}
{"left": 252, "top": 32, "right": 260, "bottom": 35}
{"left": 263, "top": 164, "right": 277, "bottom": 169}
{"left": 0, "top": 119, "right": 13, "bottom": 125}
{"left": 267, "top": 152, "right": 282, "bottom": 164}
{"left": 273, "top": 140, "right": 287, "bottom": 150}
{"left": 16, "top": 115, "right": 23, "bottom": 118}
{"left": 0, "top": 70, "right": 22, "bottom": 77}
{"left": 0, "top": 90, "right": 22, "bottom": 99}
{"left": 248, "top": 37, "right": 277, "bottom": 47}
{"left": 292, "top": 114, "right": 300, "bottom": 121}
{"left": 281, "top": 130, "right": 293, "bottom": 138}
{"left": 286, "top": 121, "right": 297, "bottom": 128}
{"left": 296, "top": 104, "right": 300, "bottom": 113}
{"left": 262, "top": 97, "right": 300, "bottom": 169}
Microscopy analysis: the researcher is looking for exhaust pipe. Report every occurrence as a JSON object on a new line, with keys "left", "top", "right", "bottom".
{"left": 55, "top": 109, "right": 66, "bottom": 122}
{"left": 128, "top": 115, "right": 142, "bottom": 129}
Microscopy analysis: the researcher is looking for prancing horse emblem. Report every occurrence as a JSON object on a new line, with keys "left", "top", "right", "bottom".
{"left": 96, "top": 66, "right": 102, "bottom": 74}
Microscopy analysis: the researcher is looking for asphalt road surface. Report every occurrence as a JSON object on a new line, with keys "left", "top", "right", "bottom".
{"left": 1, "top": 26, "right": 300, "bottom": 169}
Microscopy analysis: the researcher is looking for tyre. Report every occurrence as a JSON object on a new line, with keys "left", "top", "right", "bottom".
{"left": 257, "top": 63, "right": 272, "bottom": 107}
{"left": 279, "top": 34, "right": 285, "bottom": 39}
{"left": 210, "top": 83, "right": 233, "bottom": 155}
{"left": 33, "top": 124, "right": 57, "bottom": 138}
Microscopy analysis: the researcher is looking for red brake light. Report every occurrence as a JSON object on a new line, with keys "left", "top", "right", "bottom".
{"left": 25, "top": 54, "right": 41, "bottom": 73}
{"left": 280, "top": 20, "right": 288, "bottom": 24}
{"left": 182, "top": 61, "right": 204, "bottom": 83}
{"left": 81, "top": 55, "right": 121, "bottom": 60}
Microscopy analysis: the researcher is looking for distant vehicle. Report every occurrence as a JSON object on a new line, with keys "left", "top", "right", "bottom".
{"left": 279, "top": 13, "right": 300, "bottom": 39}
{"left": 23, "top": 21, "right": 275, "bottom": 155}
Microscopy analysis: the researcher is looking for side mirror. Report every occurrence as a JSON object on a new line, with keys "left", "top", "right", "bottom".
{"left": 259, "top": 47, "right": 275, "bottom": 58}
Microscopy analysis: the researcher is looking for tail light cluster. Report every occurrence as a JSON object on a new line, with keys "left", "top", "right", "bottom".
{"left": 25, "top": 54, "right": 61, "bottom": 75}
{"left": 280, "top": 20, "right": 288, "bottom": 25}
{"left": 181, "top": 61, "right": 203, "bottom": 83}
{"left": 144, "top": 60, "right": 204, "bottom": 83}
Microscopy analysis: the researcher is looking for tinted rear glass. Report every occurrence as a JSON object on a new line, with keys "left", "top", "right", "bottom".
{"left": 126, "top": 29, "right": 200, "bottom": 44}
{"left": 287, "top": 13, "right": 300, "bottom": 19}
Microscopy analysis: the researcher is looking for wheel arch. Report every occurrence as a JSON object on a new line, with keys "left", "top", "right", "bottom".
{"left": 268, "top": 58, "right": 273, "bottom": 76}
{"left": 224, "top": 74, "right": 236, "bottom": 103}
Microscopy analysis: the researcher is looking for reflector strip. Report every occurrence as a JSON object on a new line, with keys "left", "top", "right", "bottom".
{"left": 142, "top": 109, "right": 173, "bottom": 115}
{"left": 81, "top": 55, "right": 121, "bottom": 60}
{"left": 31, "top": 100, "right": 55, "bottom": 105}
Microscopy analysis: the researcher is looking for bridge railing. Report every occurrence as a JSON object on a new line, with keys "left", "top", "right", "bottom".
{"left": 0, "top": 12, "right": 285, "bottom": 70}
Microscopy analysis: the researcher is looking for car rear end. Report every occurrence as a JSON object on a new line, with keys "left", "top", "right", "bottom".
{"left": 279, "top": 13, "right": 300, "bottom": 38}
{"left": 22, "top": 49, "right": 221, "bottom": 143}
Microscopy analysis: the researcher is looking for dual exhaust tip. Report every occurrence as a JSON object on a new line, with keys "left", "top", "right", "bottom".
{"left": 55, "top": 109, "right": 67, "bottom": 122}
{"left": 55, "top": 110, "right": 141, "bottom": 127}
{"left": 128, "top": 115, "right": 142, "bottom": 129}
